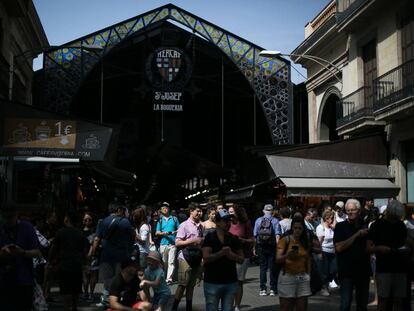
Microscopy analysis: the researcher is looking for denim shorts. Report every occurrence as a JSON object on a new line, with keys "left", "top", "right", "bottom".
{"left": 278, "top": 272, "right": 311, "bottom": 298}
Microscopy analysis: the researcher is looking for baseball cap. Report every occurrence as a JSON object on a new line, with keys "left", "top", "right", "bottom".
{"left": 160, "top": 202, "right": 170, "bottom": 208}
{"left": 335, "top": 201, "right": 345, "bottom": 209}
{"left": 263, "top": 204, "right": 274, "bottom": 212}
{"left": 215, "top": 209, "right": 233, "bottom": 221}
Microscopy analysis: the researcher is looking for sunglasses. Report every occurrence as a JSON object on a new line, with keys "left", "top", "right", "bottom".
{"left": 83, "top": 218, "right": 92, "bottom": 222}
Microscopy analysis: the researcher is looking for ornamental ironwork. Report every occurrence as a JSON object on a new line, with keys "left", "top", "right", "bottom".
{"left": 41, "top": 4, "right": 292, "bottom": 144}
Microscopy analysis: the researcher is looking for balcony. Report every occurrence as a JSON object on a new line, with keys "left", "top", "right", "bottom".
{"left": 374, "top": 60, "right": 414, "bottom": 120}
{"left": 336, "top": 86, "right": 385, "bottom": 135}
{"left": 336, "top": 0, "right": 370, "bottom": 26}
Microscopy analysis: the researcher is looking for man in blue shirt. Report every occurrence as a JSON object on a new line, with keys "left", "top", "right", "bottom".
{"left": 91, "top": 201, "right": 135, "bottom": 308}
{"left": 253, "top": 204, "right": 281, "bottom": 296}
{"left": 156, "top": 202, "right": 180, "bottom": 284}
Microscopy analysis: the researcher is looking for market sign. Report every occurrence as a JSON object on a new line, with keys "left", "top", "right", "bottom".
{"left": 146, "top": 47, "right": 192, "bottom": 112}
{"left": 1, "top": 117, "right": 112, "bottom": 161}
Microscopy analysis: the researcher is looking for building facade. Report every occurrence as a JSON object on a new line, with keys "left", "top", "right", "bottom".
{"left": 292, "top": 0, "right": 414, "bottom": 203}
{"left": 0, "top": 0, "right": 48, "bottom": 105}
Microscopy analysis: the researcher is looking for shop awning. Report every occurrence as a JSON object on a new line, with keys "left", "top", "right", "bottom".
{"left": 266, "top": 155, "right": 400, "bottom": 197}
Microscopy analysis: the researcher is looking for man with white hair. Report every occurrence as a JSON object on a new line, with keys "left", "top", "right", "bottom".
{"left": 367, "top": 200, "right": 408, "bottom": 311}
{"left": 253, "top": 204, "right": 281, "bottom": 296}
{"left": 333, "top": 198, "right": 371, "bottom": 311}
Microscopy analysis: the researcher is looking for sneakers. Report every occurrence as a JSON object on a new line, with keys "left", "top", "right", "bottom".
{"left": 234, "top": 307, "right": 241, "bottom": 311}
{"left": 259, "top": 290, "right": 267, "bottom": 296}
{"left": 329, "top": 280, "right": 339, "bottom": 289}
{"left": 318, "top": 287, "right": 330, "bottom": 296}
{"left": 269, "top": 290, "right": 277, "bottom": 296}
{"left": 95, "top": 301, "right": 110, "bottom": 308}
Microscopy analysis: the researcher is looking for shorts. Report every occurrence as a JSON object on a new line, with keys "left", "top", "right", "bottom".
{"left": 58, "top": 267, "right": 82, "bottom": 295}
{"left": 99, "top": 262, "right": 122, "bottom": 288}
{"left": 177, "top": 258, "right": 203, "bottom": 287}
{"left": 153, "top": 292, "right": 171, "bottom": 306}
{"left": 376, "top": 272, "right": 406, "bottom": 298}
{"left": 236, "top": 258, "right": 250, "bottom": 281}
{"left": 277, "top": 272, "right": 311, "bottom": 298}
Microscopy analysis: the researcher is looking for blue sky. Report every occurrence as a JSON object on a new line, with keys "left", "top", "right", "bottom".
{"left": 33, "top": 0, "right": 330, "bottom": 83}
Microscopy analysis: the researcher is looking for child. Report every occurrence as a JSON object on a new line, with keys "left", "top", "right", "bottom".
{"left": 140, "top": 251, "right": 171, "bottom": 311}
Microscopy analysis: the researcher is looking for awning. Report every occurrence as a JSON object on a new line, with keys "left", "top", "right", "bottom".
{"left": 281, "top": 177, "right": 400, "bottom": 197}
{"left": 266, "top": 155, "right": 400, "bottom": 198}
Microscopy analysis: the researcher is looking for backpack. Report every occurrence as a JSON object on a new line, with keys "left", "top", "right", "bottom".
{"left": 257, "top": 217, "right": 275, "bottom": 245}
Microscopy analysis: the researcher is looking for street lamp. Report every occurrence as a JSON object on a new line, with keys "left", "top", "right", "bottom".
{"left": 259, "top": 50, "right": 343, "bottom": 90}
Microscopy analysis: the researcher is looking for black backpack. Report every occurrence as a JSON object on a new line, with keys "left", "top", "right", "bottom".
{"left": 257, "top": 217, "right": 275, "bottom": 245}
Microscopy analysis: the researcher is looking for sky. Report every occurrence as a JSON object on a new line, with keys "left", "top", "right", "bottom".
{"left": 33, "top": 0, "right": 330, "bottom": 83}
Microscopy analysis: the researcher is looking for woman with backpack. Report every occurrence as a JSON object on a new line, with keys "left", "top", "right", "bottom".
{"left": 276, "top": 217, "right": 311, "bottom": 311}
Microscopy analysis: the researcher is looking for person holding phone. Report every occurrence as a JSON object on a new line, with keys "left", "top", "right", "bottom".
{"left": 276, "top": 217, "right": 311, "bottom": 311}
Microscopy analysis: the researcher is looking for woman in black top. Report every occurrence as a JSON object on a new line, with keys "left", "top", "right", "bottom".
{"left": 202, "top": 209, "right": 244, "bottom": 311}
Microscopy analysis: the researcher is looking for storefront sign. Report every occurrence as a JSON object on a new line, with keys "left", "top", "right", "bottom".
{"left": 146, "top": 47, "right": 192, "bottom": 112}
{"left": 0, "top": 113, "right": 112, "bottom": 161}
{"left": 4, "top": 119, "right": 77, "bottom": 149}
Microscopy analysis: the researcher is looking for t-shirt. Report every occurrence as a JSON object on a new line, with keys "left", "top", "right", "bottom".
{"left": 136, "top": 224, "right": 150, "bottom": 254}
{"left": 333, "top": 220, "right": 372, "bottom": 279}
{"left": 97, "top": 215, "right": 134, "bottom": 263}
{"left": 368, "top": 218, "right": 408, "bottom": 273}
{"left": 202, "top": 231, "right": 242, "bottom": 284}
{"left": 229, "top": 221, "right": 253, "bottom": 257}
{"left": 316, "top": 224, "right": 335, "bottom": 254}
{"left": 144, "top": 266, "right": 170, "bottom": 295}
{"left": 109, "top": 273, "right": 142, "bottom": 307}
{"left": 156, "top": 216, "right": 179, "bottom": 246}
{"left": 277, "top": 236, "right": 309, "bottom": 274}
{"left": 279, "top": 219, "right": 292, "bottom": 234}
{"left": 0, "top": 220, "right": 39, "bottom": 287}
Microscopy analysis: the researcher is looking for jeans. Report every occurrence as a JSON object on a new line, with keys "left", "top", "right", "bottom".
{"left": 159, "top": 244, "right": 177, "bottom": 281}
{"left": 204, "top": 282, "right": 237, "bottom": 311}
{"left": 257, "top": 246, "right": 277, "bottom": 291}
{"left": 339, "top": 276, "right": 370, "bottom": 311}
{"left": 321, "top": 252, "right": 337, "bottom": 284}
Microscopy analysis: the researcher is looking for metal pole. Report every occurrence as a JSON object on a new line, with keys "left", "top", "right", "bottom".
{"left": 100, "top": 61, "right": 104, "bottom": 123}
{"left": 8, "top": 52, "right": 14, "bottom": 101}
{"left": 253, "top": 95, "right": 257, "bottom": 145}
{"left": 221, "top": 56, "right": 224, "bottom": 168}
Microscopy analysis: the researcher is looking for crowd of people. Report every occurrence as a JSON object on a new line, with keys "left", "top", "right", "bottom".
{"left": 0, "top": 197, "right": 413, "bottom": 311}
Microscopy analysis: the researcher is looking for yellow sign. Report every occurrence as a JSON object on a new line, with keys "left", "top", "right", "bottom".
{"left": 4, "top": 119, "right": 77, "bottom": 149}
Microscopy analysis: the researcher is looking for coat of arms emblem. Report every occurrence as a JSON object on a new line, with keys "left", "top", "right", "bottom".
{"left": 156, "top": 49, "right": 182, "bottom": 83}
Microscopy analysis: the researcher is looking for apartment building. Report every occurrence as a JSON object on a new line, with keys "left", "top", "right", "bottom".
{"left": 292, "top": 0, "right": 414, "bottom": 203}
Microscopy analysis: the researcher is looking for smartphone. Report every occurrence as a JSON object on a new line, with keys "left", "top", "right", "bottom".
{"left": 292, "top": 245, "right": 299, "bottom": 252}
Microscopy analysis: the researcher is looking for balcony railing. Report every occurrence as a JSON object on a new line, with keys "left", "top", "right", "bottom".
{"left": 336, "top": 0, "right": 370, "bottom": 24}
{"left": 336, "top": 86, "right": 373, "bottom": 128}
{"left": 374, "top": 59, "right": 414, "bottom": 113}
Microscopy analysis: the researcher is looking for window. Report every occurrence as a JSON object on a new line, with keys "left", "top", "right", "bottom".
{"left": 401, "top": 13, "right": 414, "bottom": 63}
{"left": 407, "top": 141, "right": 414, "bottom": 203}
{"left": 362, "top": 40, "right": 377, "bottom": 108}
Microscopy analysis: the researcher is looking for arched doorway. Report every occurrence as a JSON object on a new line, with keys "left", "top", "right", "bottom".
{"left": 318, "top": 87, "right": 341, "bottom": 142}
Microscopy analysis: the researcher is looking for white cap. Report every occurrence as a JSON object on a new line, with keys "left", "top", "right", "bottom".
{"left": 335, "top": 201, "right": 345, "bottom": 209}
{"left": 263, "top": 204, "right": 274, "bottom": 212}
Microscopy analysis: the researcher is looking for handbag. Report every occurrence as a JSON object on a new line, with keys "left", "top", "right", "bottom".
{"left": 182, "top": 245, "right": 202, "bottom": 268}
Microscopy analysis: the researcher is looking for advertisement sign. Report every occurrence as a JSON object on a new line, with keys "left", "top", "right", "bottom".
{"left": 0, "top": 107, "right": 113, "bottom": 161}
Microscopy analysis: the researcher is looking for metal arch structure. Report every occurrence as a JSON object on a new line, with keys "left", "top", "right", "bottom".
{"left": 41, "top": 4, "right": 292, "bottom": 145}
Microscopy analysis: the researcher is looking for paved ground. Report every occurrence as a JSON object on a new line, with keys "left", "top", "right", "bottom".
{"left": 48, "top": 265, "right": 383, "bottom": 310}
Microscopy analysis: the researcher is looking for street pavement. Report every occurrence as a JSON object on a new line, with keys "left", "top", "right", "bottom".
{"left": 48, "top": 264, "right": 383, "bottom": 310}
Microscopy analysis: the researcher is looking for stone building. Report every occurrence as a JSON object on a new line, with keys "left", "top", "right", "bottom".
{"left": 0, "top": 0, "right": 48, "bottom": 104}
{"left": 292, "top": 0, "right": 414, "bottom": 203}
